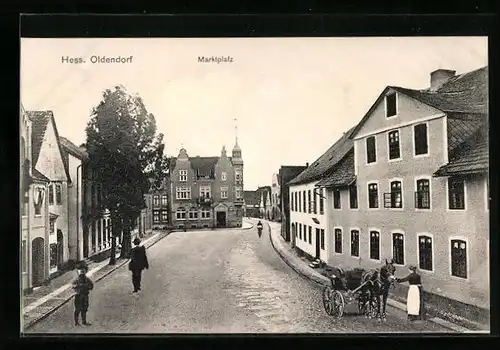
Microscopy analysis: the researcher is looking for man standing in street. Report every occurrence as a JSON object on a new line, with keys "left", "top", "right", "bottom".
{"left": 129, "top": 237, "right": 149, "bottom": 293}
{"left": 72, "top": 261, "right": 94, "bottom": 326}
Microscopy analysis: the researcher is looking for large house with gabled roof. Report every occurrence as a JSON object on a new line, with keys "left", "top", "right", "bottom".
{"left": 290, "top": 66, "right": 489, "bottom": 316}
{"left": 169, "top": 141, "right": 244, "bottom": 229}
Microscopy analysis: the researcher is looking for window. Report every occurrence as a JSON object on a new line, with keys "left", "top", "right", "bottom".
{"left": 299, "top": 223, "right": 302, "bottom": 240}
{"left": 368, "top": 183, "right": 379, "bottom": 208}
{"left": 414, "top": 123, "right": 429, "bottom": 156}
{"left": 49, "top": 220, "right": 55, "bottom": 235}
{"left": 388, "top": 130, "right": 401, "bottom": 160}
{"left": 334, "top": 229, "right": 342, "bottom": 254}
{"left": 392, "top": 233, "right": 404, "bottom": 265}
{"left": 22, "top": 240, "right": 27, "bottom": 273}
{"left": 22, "top": 193, "right": 28, "bottom": 216}
{"left": 176, "top": 187, "right": 191, "bottom": 200}
{"left": 290, "top": 193, "right": 294, "bottom": 211}
{"left": 235, "top": 187, "right": 242, "bottom": 199}
{"left": 319, "top": 189, "right": 324, "bottom": 214}
{"left": 189, "top": 210, "right": 198, "bottom": 220}
{"left": 153, "top": 210, "right": 160, "bottom": 223}
{"left": 386, "top": 93, "right": 397, "bottom": 117}
{"left": 415, "top": 179, "right": 430, "bottom": 209}
{"left": 221, "top": 187, "right": 228, "bottom": 199}
{"left": 34, "top": 187, "right": 44, "bottom": 216}
{"left": 153, "top": 195, "right": 160, "bottom": 206}
{"left": 161, "top": 195, "right": 168, "bottom": 206}
{"left": 307, "top": 190, "right": 311, "bottom": 213}
{"left": 50, "top": 243, "right": 58, "bottom": 268}
{"left": 418, "top": 235, "right": 433, "bottom": 271}
{"left": 176, "top": 208, "right": 187, "bottom": 220}
{"left": 351, "top": 230, "right": 360, "bottom": 257}
{"left": 201, "top": 210, "right": 211, "bottom": 219}
{"left": 320, "top": 229, "right": 325, "bottom": 250}
{"left": 448, "top": 177, "right": 465, "bottom": 210}
{"left": 161, "top": 210, "right": 168, "bottom": 222}
{"left": 200, "top": 185, "right": 211, "bottom": 198}
{"left": 370, "top": 231, "right": 380, "bottom": 260}
{"left": 302, "top": 191, "right": 306, "bottom": 213}
{"left": 221, "top": 172, "right": 227, "bottom": 181}
{"left": 179, "top": 170, "right": 188, "bottom": 182}
{"left": 333, "top": 189, "right": 341, "bottom": 209}
{"left": 55, "top": 182, "right": 62, "bottom": 205}
{"left": 366, "top": 136, "right": 377, "bottom": 164}
{"left": 308, "top": 226, "right": 312, "bottom": 244}
{"left": 451, "top": 239, "right": 467, "bottom": 279}
{"left": 49, "top": 183, "right": 54, "bottom": 205}
{"left": 384, "top": 181, "right": 402, "bottom": 208}
{"left": 313, "top": 192, "right": 317, "bottom": 214}
{"left": 349, "top": 184, "right": 358, "bottom": 209}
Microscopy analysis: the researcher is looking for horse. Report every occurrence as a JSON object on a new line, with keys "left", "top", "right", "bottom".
{"left": 360, "top": 260, "right": 396, "bottom": 321}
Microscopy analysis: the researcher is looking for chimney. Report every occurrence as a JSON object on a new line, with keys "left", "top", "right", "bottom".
{"left": 430, "top": 69, "right": 456, "bottom": 91}
{"left": 306, "top": 162, "right": 309, "bottom": 167}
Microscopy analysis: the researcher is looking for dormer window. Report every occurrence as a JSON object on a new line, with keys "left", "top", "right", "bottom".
{"left": 385, "top": 92, "right": 397, "bottom": 118}
{"left": 179, "top": 170, "right": 187, "bottom": 182}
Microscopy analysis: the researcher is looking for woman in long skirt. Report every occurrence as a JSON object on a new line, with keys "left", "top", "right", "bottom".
{"left": 396, "top": 265, "right": 423, "bottom": 321}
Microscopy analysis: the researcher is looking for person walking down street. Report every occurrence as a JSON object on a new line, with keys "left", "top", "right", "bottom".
{"left": 257, "top": 220, "right": 263, "bottom": 238}
{"left": 129, "top": 237, "right": 149, "bottom": 293}
{"left": 71, "top": 262, "right": 94, "bottom": 326}
{"left": 396, "top": 265, "right": 424, "bottom": 321}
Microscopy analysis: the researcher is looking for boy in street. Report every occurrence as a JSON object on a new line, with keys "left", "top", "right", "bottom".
{"left": 72, "top": 262, "right": 94, "bottom": 326}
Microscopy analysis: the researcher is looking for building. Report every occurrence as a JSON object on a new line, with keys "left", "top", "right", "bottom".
{"left": 298, "top": 66, "right": 488, "bottom": 312}
{"left": 270, "top": 173, "right": 281, "bottom": 221}
{"left": 58, "top": 136, "right": 87, "bottom": 263}
{"left": 21, "top": 105, "right": 50, "bottom": 291}
{"left": 288, "top": 131, "right": 354, "bottom": 263}
{"left": 150, "top": 178, "right": 170, "bottom": 230}
{"left": 27, "top": 111, "right": 72, "bottom": 277}
{"left": 169, "top": 141, "right": 244, "bottom": 229}
{"left": 278, "top": 165, "right": 307, "bottom": 244}
{"left": 256, "top": 186, "right": 272, "bottom": 219}
{"left": 243, "top": 190, "right": 260, "bottom": 218}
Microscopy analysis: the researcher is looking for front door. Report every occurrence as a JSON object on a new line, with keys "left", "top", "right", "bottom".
{"left": 315, "top": 228, "right": 321, "bottom": 260}
{"left": 216, "top": 211, "right": 226, "bottom": 228}
{"left": 32, "top": 237, "right": 45, "bottom": 286}
{"left": 56, "top": 230, "right": 64, "bottom": 266}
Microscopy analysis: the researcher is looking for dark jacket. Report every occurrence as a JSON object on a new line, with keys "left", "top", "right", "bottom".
{"left": 397, "top": 272, "right": 422, "bottom": 285}
{"left": 72, "top": 275, "right": 94, "bottom": 296}
{"left": 129, "top": 245, "right": 149, "bottom": 271}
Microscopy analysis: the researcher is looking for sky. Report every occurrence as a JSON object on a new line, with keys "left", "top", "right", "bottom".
{"left": 21, "top": 37, "right": 488, "bottom": 190}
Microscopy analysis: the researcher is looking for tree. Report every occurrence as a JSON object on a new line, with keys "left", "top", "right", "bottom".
{"left": 85, "top": 85, "right": 167, "bottom": 264}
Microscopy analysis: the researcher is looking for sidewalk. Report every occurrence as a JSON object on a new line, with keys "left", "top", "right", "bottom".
{"left": 265, "top": 219, "right": 488, "bottom": 334}
{"left": 22, "top": 230, "right": 171, "bottom": 330}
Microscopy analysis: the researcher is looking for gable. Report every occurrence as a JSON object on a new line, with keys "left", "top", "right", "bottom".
{"left": 34, "top": 117, "right": 68, "bottom": 181}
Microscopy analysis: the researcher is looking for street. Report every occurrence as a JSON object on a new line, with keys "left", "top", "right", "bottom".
{"left": 25, "top": 221, "right": 453, "bottom": 333}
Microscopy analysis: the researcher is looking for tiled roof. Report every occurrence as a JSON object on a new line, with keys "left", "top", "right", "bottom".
{"left": 316, "top": 148, "right": 355, "bottom": 188}
{"left": 243, "top": 190, "right": 260, "bottom": 206}
{"left": 27, "top": 110, "right": 72, "bottom": 183}
{"left": 278, "top": 166, "right": 308, "bottom": 187}
{"left": 434, "top": 126, "right": 488, "bottom": 177}
{"left": 447, "top": 113, "right": 486, "bottom": 154}
{"left": 288, "top": 127, "right": 355, "bottom": 186}
{"left": 169, "top": 156, "right": 233, "bottom": 173}
{"left": 59, "top": 136, "right": 88, "bottom": 160}
{"left": 32, "top": 169, "right": 50, "bottom": 182}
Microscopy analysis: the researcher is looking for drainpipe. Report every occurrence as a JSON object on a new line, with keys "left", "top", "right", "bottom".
{"left": 76, "top": 164, "right": 82, "bottom": 262}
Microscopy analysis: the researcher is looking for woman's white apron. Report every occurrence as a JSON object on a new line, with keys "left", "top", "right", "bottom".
{"left": 407, "top": 285, "right": 420, "bottom": 316}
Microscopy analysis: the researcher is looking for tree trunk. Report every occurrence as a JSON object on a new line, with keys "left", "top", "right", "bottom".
{"left": 120, "top": 216, "right": 132, "bottom": 259}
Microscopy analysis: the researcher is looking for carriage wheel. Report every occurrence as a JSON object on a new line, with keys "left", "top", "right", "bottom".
{"left": 331, "top": 290, "right": 345, "bottom": 318}
{"left": 322, "top": 286, "right": 335, "bottom": 316}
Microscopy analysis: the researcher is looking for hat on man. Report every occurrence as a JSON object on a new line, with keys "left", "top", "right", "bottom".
{"left": 133, "top": 237, "right": 141, "bottom": 245}
{"left": 408, "top": 265, "right": 417, "bottom": 271}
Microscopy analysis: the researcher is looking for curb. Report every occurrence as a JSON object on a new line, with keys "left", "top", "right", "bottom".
{"left": 267, "top": 223, "right": 476, "bottom": 333}
{"left": 23, "top": 231, "right": 171, "bottom": 331}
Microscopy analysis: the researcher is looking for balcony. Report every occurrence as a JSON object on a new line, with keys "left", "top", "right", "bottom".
{"left": 196, "top": 196, "right": 213, "bottom": 206}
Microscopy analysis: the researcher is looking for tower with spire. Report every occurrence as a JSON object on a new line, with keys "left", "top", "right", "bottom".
{"left": 232, "top": 118, "right": 244, "bottom": 191}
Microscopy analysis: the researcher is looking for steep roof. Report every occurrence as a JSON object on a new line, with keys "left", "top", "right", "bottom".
{"left": 27, "top": 110, "right": 72, "bottom": 183}
{"left": 32, "top": 169, "right": 50, "bottom": 182}
{"left": 278, "top": 165, "right": 308, "bottom": 187}
{"left": 169, "top": 156, "right": 233, "bottom": 173}
{"left": 59, "top": 136, "right": 88, "bottom": 160}
{"left": 434, "top": 123, "right": 488, "bottom": 177}
{"left": 316, "top": 148, "right": 356, "bottom": 188}
{"left": 243, "top": 190, "right": 260, "bottom": 206}
{"left": 350, "top": 66, "right": 488, "bottom": 139}
{"left": 288, "top": 127, "right": 355, "bottom": 186}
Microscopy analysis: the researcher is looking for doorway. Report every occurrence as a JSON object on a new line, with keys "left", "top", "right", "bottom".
{"left": 315, "top": 228, "right": 321, "bottom": 260}
{"left": 32, "top": 237, "right": 45, "bottom": 286}
{"left": 216, "top": 211, "right": 227, "bottom": 228}
{"left": 56, "top": 229, "right": 64, "bottom": 266}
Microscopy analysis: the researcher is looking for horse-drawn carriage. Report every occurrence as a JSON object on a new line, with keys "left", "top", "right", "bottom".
{"left": 322, "top": 264, "right": 395, "bottom": 320}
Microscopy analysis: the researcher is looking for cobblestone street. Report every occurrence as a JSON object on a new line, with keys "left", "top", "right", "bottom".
{"left": 25, "top": 222, "right": 453, "bottom": 334}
